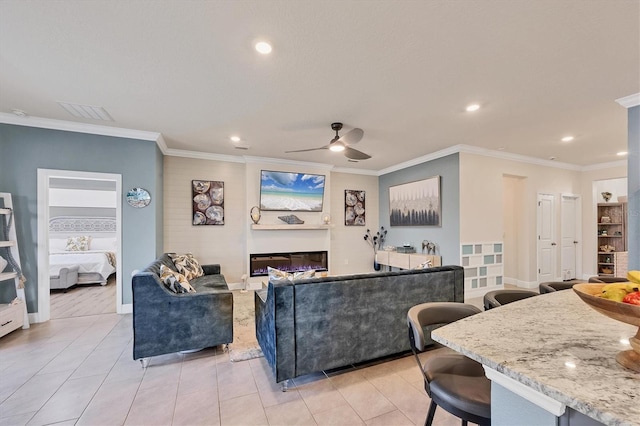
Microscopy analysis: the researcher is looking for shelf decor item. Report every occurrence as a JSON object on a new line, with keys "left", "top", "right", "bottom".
{"left": 278, "top": 214, "right": 304, "bottom": 224}
{"left": 389, "top": 176, "right": 440, "bottom": 226}
{"left": 573, "top": 283, "right": 640, "bottom": 372}
{"left": 601, "top": 191, "right": 612, "bottom": 202}
{"left": 250, "top": 206, "right": 261, "bottom": 224}
{"left": 192, "top": 180, "right": 224, "bottom": 225}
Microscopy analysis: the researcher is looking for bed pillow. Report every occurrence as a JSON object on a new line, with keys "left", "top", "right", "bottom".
{"left": 160, "top": 264, "right": 196, "bottom": 294}
{"left": 65, "top": 236, "right": 91, "bottom": 251}
{"left": 170, "top": 253, "right": 204, "bottom": 281}
{"left": 267, "top": 266, "right": 316, "bottom": 282}
{"left": 90, "top": 237, "right": 117, "bottom": 251}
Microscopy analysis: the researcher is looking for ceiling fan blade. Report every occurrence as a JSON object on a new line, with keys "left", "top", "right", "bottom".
{"left": 344, "top": 146, "right": 371, "bottom": 160}
{"left": 285, "top": 146, "right": 329, "bottom": 153}
{"left": 338, "top": 128, "right": 364, "bottom": 146}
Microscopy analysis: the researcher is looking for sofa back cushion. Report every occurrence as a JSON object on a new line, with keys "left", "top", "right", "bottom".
{"left": 292, "top": 266, "right": 464, "bottom": 377}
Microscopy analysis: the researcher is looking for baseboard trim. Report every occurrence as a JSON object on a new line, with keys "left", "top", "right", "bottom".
{"left": 504, "top": 277, "right": 538, "bottom": 289}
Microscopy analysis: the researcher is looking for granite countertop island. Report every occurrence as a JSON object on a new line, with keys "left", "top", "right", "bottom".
{"left": 431, "top": 290, "right": 639, "bottom": 426}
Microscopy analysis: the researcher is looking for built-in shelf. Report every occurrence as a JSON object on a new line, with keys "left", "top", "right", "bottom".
{"left": 0, "top": 272, "right": 18, "bottom": 281}
{"left": 0, "top": 241, "right": 15, "bottom": 247}
{"left": 0, "top": 208, "right": 11, "bottom": 215}
{"left": 251, "top": 224, "right": 331, "bottom": 230}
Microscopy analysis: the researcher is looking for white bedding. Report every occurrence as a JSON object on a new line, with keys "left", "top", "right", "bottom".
{"left": 49, "top": 251, "right": 116, "bottom": 280}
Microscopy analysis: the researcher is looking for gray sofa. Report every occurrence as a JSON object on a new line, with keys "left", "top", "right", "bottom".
{"left": 255, "top": 265, "right": 464, "bottom": 384}
{"left": 132, "top": 253, "right": 233, "bottom": 364}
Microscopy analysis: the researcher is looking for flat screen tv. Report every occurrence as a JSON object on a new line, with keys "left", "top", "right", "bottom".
{"left": 260, "top": 170, "right": 325, "bottom": 212}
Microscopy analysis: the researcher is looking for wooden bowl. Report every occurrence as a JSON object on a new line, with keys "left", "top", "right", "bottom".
{"left": 573, "top": 283, "right": 640, "bottom": 372}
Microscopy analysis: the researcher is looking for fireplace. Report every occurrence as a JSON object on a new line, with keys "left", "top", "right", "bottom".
{"left": 250, "top": 251, "right": 328, "bottom": 277}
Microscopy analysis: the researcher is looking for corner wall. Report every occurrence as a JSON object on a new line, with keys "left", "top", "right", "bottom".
{"left": 378, "top": 154, "right": 460, "bottom": 266}
{"left": 0, "top": 124, "right": 162, "bottom": 311}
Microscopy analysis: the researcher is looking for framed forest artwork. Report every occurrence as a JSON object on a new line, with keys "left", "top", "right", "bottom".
{"left": 192, "top": 180, "right": 224, "bottom": 225}
{"left": 344, "top": 190, "right": 365, "bottom": 225}
{"left": 389, "top": 176, "right": 440, "bottom": 226}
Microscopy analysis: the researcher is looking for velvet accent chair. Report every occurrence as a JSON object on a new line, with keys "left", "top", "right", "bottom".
{"left": 539, "top": 281, "right": 576, "bottom": 294}
{"left": 588, "top": 276, "right": 628, "bottom": 283}
{"left": 483, "top": 289, "right": 538, "bottom": 310}
{"left": 408, "top": 302, "right": 491, "bottom": 426}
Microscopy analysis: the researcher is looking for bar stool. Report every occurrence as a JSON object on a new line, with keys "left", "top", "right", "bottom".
{"left": 483, "top": 289, "right": 538, "bottom": 310}
{"left": 407, "top": 302, "right": 491, "bottom": 426}
{"left": 539, "top": 281, "right": 576, "bottom": 294}
{"left": 588, "top": 276, "right": 628, "bottom": 283}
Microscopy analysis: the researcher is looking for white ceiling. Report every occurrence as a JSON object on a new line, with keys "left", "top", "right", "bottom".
{"left": 1, "top": 1, "right": 638, "bottom": 171}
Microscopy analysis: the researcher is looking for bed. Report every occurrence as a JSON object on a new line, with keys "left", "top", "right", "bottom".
{"left": 49, "top": 216, "right": 117, "bottom": 289}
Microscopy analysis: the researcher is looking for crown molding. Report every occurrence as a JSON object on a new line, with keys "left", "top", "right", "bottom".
{"left": 377, "top": 145, "right": 462, "bottom": 175}
{"left": 580, "top": 159, "right": 627, "bottom": 172}
{"left": 457, "top": 145, "right": 583, "bottom": 171}
{"left": 0, "top": 113, "right": 160, "bottom": 142}
{"left": 242, "top": 155, "right": 335, "bottom": 170}
{"left": 332, "top": 167, "right": 379, "bottom": 176}
{"left": 164, "top": 148, "right": 245, "bottom": 163}
{"left": 1, "top": 113, "right": 625, "bottom": 175}
{"left": 615, "top": 93, "right": 640, "bottom": 108}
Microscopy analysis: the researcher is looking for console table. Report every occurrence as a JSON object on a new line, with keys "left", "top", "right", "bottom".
{"left": 375, "top": 251, "right": 441, "bottom": 269}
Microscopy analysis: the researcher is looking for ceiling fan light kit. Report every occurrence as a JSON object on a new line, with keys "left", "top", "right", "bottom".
{"left": 285, "top": 122, "right": 371, "bottom": 160}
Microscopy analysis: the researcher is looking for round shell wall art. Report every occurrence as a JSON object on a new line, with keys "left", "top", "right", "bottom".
{"left": 192, "top": 180, "right": 224, "bottom": 225}
{"left": 345, "top": 190, "right": 365, "bottom": 226}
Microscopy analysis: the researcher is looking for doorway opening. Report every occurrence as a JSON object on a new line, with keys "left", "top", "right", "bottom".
{"left": 37, "top": 169, "right": 122, "bottom": 322}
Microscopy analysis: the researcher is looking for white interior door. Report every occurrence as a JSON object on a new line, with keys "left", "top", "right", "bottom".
{"left": 537, "top": 194, "right": 555, "bottom": 283}
{"left": 561, "top": 195, "right": 580, "bottom": 280}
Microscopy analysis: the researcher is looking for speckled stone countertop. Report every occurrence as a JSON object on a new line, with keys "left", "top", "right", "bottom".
{"left": 431, "top": 290, "right": 639, "bottom": 426}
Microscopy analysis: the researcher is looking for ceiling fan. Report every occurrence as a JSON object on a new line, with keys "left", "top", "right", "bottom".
{"left": 285, "top": 122, "right": 371, "bottom": 160}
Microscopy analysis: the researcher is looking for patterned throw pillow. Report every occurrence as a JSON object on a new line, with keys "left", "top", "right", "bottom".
{"left": 413, "top": 259, "right": 433, "bottom": 270}
{"left": 169, "top": 253, "right": 204, "bottom": 281}
{"left": 160, "top": 264, "right": 196, "bottom": 293}
{"left": 65, "top": 236, "right": 91, "bottom": 251}
{"left": 267, "top": 266, "right": 316, "bottom": 282}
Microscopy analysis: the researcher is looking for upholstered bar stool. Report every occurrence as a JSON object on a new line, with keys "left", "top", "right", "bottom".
{"left": 483, "top": 289, "right": 538, "bottom": 310}
{"left": 539, "top": 281, "right": 576, "bottom": 294}
{"left": 408, "top": 302, "right": 491, "bottom": 426}
{"left": 588, "top": 276, "right": 628, "bottom": 283}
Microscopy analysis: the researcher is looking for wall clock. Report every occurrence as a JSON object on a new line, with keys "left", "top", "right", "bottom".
{"left": 126, "top": 187, "right": 151, "bottom": 208}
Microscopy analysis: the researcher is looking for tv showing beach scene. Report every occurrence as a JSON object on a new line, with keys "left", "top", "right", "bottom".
{"left": 260, "top": 170, "right": 325, "bottom": 211}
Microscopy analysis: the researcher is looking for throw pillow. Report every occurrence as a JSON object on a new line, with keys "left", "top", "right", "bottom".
{"left": 413, "top": 259, "right": 433, "bottom": 270}
{"left": 160, "top": 264, "right": 196, "bottom": 294}
{"left": 0, "top": 256, "right": 7, "bottom": 273}
{"left": 65, "top": 236, "right": 91, "bottom": 251}
{"left": 169, "top": 253, "right": 204, "bottom": 281}
{"left": 267, "top": 266, "right": 316, "bottom": 282}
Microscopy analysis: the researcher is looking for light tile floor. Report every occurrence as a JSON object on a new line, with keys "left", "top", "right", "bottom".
{"left": 0, "top": 311, "right": 473, "bottom": 426}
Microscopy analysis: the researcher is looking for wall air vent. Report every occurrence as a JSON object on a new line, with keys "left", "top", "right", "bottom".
{"left": 57, "top": 101, "right": 114, "bottom": 121}
{"left": 234, "top": 145, "right": 250, "bottom": 150}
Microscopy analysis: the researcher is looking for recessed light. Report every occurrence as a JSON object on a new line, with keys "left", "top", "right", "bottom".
{"left": 465, "top": 104, "right": 480, "bottom": 112}
{"left": 255, "top": 41, "right": 272, "bottom": 55}
{"left": 497, "top": 146, "right": 506, "bottom": 151}
{"left": 617, "top": 151, "right": 628, "bottom": 156}
{"left": 561, "top": 136, "right": 574, "bottom": 142}
{"left": 230, "top": 136, "right": 241, "bottom": 143}
{"left": 564, "top": 361, "right": 576, "bottom": 369}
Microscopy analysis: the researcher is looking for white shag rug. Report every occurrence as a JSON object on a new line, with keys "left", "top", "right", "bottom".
{"left": 229, "top": 290, "right": 264, "bottom": 362}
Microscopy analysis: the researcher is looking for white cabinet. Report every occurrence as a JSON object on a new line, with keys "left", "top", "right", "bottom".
{"left": 376, "top": 251, "right": 441, "bottom": 269}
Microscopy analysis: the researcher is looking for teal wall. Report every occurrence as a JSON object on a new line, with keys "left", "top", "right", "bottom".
{"left": 0, "top": 124, "right": 163, "bottom": 311}
{"left": 378, "top": 153, "right": 460, "bottom": 265}
{"left": 628, "top": 105, "right": 639, "bottom": 270}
